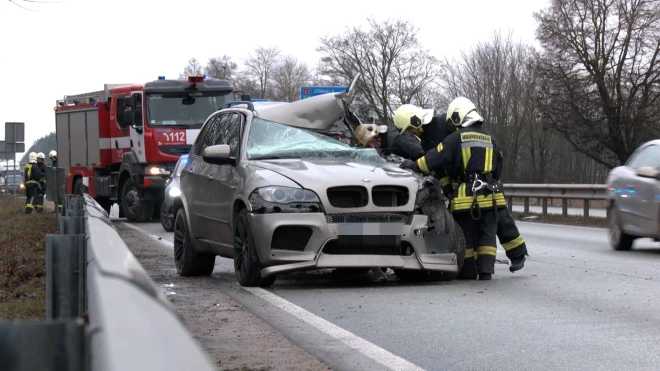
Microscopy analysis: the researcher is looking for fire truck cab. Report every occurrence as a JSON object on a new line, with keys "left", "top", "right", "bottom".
{"left": 55, "top": 76, "right": 235, "bottom": 221}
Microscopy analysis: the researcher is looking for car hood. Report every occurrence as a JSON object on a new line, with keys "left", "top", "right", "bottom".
{"left": 249, "top": 158, "right": 419, "bottom": 189}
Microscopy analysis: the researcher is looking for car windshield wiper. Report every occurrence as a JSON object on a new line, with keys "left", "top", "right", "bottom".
{"left": 250, "top": 155, "right": 301, "bottom": 160}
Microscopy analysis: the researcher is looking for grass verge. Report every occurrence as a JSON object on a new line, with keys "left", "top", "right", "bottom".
{"left": 511, "top": 211, "right": 607, "bottom": 229}
{"left": 0, "top": 195, "right": 59, "bottom": 320}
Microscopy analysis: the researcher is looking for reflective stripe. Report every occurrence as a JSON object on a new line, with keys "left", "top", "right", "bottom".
{"left": 461, "top": 147, "right": 472, "bottom": 170}
{"left": 465, "top": 248, "right": 475, "bottom": 258}
{"left": 417, "top": 157, "right": 430, "bottom": 174}
{"left": 437, "top": 143, "right": 444, "bottom": 152}
{"left": 450, "top": 183, "right": 506, "bottom": 212}
{"left": 477, "top": 246, "right": 497, "bottom": 256}
{"left": 36, "top": 205, "right": 44, "bottom": 209}
{"left": 26, "top": 180, "right": 38, "bottom": 184}
{"left": 25, "top": 204, "right": 34, "bottom": 209}
{"left": 484, "top": 147, "right": 493, "bottom": 173}
{"left": 502, "top": 235, "right": 525, "bottom": 251}
{"left": 439, "top": 176, "right": 451, "bottom": 187}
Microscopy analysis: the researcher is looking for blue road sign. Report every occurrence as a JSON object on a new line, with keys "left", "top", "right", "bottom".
{"left": 300, "top": 86, "right": 347, "bottom": 100}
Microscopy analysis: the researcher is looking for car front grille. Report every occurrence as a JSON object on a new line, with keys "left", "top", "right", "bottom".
{"left": 270, "top": 226, "right": 313, "bottom": 252}
{"left": 325, "top": 213, "right": 412, "bottom": 224}
{"left": 326, "top": 186, "right": 369, "bottom": 208}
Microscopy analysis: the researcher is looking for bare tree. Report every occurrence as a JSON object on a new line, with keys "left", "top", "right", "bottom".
{"left": 243, "top": 46, "right": 281, "bottom": 99}
{"left": 204, "top": 55, "right": 238, "bottom": 81}
{"left": 232, "top": 71, "right": 261, "bottom": 100}
{"left": 535, "top": 0, "right": 660, "bottom": 168}
{"left": 316, "top": 18, "right": 439, "bottom": 123}
{"left": 178, "top": 58, "right": 204, "bottom": 79}
{"left": 271, "top": 56, "right": 312, "bottom": 102}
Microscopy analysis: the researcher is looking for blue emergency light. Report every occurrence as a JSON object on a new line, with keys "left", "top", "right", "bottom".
{"left": 203, "top": 74, "right": 211, "bottom": 79}
{"left": 158, "top": 76, "right": 166, "bottom": 80}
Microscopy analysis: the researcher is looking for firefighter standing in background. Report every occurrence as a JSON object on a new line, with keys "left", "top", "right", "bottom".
{"left": 24, "top": 152, "right": 42, "bottom": 214}
{"left": 422, "top": 113, "right": 528, "bottom": 273}
{"left": 400, "top": 97, "right": 512, "bottom": 280}
{"left": 35, "top": 152, "right": 47, "bottom": 213}
{"left": 49, "top": 150, "right": 57, "bottom": 167}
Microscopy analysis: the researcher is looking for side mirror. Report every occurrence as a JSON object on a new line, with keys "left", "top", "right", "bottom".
{"left": 124, "top": 96, "right": 134, "bottom": 108}
{"left": 202, "top": 144, "right": 236, "bottom": 166}
{"left": 123, "top": 109, "right": 135, "bottom": 126}
{"left": 636, "top": 166, "right": 660, "bottom": 180}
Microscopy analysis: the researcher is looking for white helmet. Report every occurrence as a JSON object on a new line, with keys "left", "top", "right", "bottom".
{"left": 28, "top": 152, "right": 38, "bottom": 163}
{"left": 393, "top": 104, "right": 434, "bottom": 134}
{"left": 37, "top": 152, "right": 45, "bottom": 159}
{"left": 446, "top": 97, "right": 484, "bottom": 128}
{"left": 49, "top": 150, "right": 57, "bottom": 158}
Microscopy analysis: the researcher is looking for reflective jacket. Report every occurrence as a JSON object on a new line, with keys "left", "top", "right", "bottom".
{"left": 414, "top": 122, "right": 506, "bottom": 212}
{"left": 24, "top": 163, "right": 41, "bottom": 185}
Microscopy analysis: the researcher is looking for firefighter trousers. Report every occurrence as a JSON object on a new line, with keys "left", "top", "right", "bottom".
{"left": 35, "top": 182, "right": 45, "bottom": 213}
{"left": 497, "top": 207, "right": 528, "bottom": 259}
{"left": 454, "top": 207, "right": 498, "bottom": 277}
{"left": 25, "top": 184, "right": 39, "bottom": 213}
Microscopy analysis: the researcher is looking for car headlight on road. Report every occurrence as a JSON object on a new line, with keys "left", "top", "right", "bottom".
{"left": 249, "top": 186, "right": 323, "bottom": 214}
{"left": 147, "top": 166, "right": 171, "bottom": 176}
{"left": 168, "top": 187, "right": 181, "bottom": 198}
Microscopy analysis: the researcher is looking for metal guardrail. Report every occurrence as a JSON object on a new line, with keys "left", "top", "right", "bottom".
{"left": 501, "top": 183, "right": 608, "bottom": 217}
{"left": 0, "top": 193, "right": 216, "bottom": 371}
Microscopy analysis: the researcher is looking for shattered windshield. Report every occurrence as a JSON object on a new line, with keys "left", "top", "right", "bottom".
{"left": 247, "top": 118, "right": 385, "bottom": 163}
{"left": 146, "top": 92, "right": 234, "bottom": 129}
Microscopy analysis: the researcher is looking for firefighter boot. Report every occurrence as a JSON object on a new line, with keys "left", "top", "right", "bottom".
{"left": 479, "top": 273, "right": 492, "bottom": 280}
{"left": 509, "top": 255, "right": 526, "bottom": 272}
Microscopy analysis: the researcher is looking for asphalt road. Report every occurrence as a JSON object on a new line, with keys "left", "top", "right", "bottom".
{"left": 118, "top": 219, "right": 660, "bottom": 371}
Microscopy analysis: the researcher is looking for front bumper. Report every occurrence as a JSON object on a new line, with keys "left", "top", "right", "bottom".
{"left": 249, "top": 213, "right": 458, "bottom": 278}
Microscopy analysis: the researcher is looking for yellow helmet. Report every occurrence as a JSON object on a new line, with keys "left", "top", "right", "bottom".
{"left": 28, "top": 152, "right": 38, "bottom": 163}
{"left": 446, "top": 97, "right": 484, "bottom": 128}
{"left": 37, "top": 152, "right": 45, "bottom": 159}
{"left": 393, "top": 104, "right": 434, "bottom": 134}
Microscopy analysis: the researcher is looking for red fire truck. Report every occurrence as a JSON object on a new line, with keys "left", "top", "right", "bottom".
{"left": 55, "top": 76, "right": 235, "bottom": 221}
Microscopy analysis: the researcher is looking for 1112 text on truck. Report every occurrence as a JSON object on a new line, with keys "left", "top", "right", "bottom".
{"left": 54, "top": 76, "right": 237, "bottom": 221}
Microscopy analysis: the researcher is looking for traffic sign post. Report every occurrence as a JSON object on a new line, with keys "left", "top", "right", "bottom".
{"left": 300, "top": 86, "right": 347, "bottom": 100}
{"left": 2, "top": 122, "right": 26, "bottom": 208}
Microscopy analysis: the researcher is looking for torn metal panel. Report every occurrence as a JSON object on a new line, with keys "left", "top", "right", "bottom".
{"left": 255, "top": 92, "right": 347, "bottom": 130}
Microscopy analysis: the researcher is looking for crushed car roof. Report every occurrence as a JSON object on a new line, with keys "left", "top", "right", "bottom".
{"left": 254, "top": 91, "right": 348, "bottom": 131}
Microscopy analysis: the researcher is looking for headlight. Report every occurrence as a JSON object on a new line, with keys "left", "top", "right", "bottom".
{"left": 20, "top": 183, "right": 25, "bottom": 189}
{"left": 168, "top": 187, "right": 181, "bottom": 198}
{"left": 147, "top": 166, "right": 171, "bottom": 176}
{"left": 249, "top": 186, "right": 323, "bottom": 214}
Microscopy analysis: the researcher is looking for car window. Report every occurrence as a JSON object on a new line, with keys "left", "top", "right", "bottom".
{"left": 246, "top": 118, "right": 385, "bottom": 163}
{"left": 213, "top": 113, "right": 242, "bottom": 157}
{"left": 191, "top": 115, "right": 217, "bottom": 156}
{"left": 627, "top": 145, "right": 660, "bottom": 169}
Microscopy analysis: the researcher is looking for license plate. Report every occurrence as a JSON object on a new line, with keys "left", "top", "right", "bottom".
{"left": 337, "top": 223, "right": 404, "bottom": 236}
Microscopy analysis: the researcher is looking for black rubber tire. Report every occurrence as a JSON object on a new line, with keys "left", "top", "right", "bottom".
{"left": 160, "top": 202, "right": 174, "bottom": 232}
{"left": 173, "top": 209, "right": 215, "bottom": 276}
{"left": 608, "top": 205, "right": 635, "bottom": 251}
{"left": 120, "top": 178, "right": 154, "bottom": 222}
{"left": 233, "top": 209, "right": 276, "bottom": 287}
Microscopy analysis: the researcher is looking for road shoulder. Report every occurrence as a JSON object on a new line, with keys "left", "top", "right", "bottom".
{"left": 115, "top": 223, "right": 332, "bottom": 371}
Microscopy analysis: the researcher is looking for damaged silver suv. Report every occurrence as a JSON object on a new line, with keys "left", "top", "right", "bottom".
{"left": 172, "top": 87, "right": 465, "bottom": 287}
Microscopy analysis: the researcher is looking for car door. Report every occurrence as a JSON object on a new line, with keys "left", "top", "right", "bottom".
{"left": 622, "top": 144, "right": 660, "bottom": 233}
{"left": 182, "top": 114, "right": 221, "bottom": 240}
{"left": 204, "top": 112, "right": 244, "bottom": 248}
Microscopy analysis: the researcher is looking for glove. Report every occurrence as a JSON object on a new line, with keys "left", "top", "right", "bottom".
{"left": 399, "top": 159, "right": 419, "bottom": 172}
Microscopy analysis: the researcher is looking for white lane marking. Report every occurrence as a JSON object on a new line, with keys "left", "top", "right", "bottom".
{"left": 121, "top": 221, "right": 425, "bottom": 371}
{"left": 244, "top": 287, "right": 425, "bottom": 371}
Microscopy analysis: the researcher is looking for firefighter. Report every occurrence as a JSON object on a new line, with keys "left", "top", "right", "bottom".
{"left": 400, "top": 97, "right": 505, "bottom": 280}
{"left": 391, "top": 104, "right": 433, "bottom": 161}
{"left": 49, "top": 150, "right": 57, "bottom": 167}
{"left": 24, "top": 152, "right": 42, "bottom": 214}
{"left": 34, "top": 152, "right": 47, "bottom": 213}
{"left": 423, "top": 113, "right": 528, "bottom": 273}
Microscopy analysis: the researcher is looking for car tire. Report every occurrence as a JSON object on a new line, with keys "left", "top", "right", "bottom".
{"left": 160, "top": 202, "right": 174, "bottom": 232}
{"left": 121, "top": 178, "right": 154, "bottom": 222}
{"left": 233, "top": 209, "right": 276, "bottom": 287}
{"left": 608, "top": 204, "right": 635, "bottom": 251}
{"left": 173, "top": 209, "right": 215, "bottom": 276}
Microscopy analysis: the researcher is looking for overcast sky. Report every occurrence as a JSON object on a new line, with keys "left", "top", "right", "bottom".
{"left": 0, "top": 0, "right": 549, "bottom": 159}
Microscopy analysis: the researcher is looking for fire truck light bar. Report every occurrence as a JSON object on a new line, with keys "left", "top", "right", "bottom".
{"left": 188, "top": 76, "right": 204, "bottom": 83}
{"left": 158, "top": 76, "right": 165, "bottom": 80}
